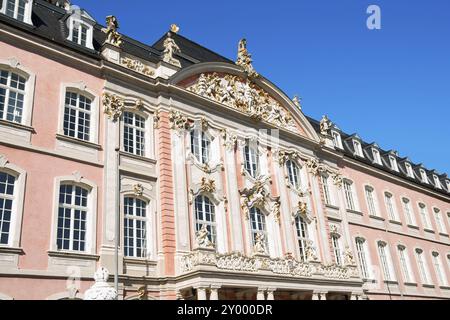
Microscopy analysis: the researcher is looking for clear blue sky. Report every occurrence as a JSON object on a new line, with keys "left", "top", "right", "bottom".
{"left": 75, "top": 0, "right": 450, "bottom": 174}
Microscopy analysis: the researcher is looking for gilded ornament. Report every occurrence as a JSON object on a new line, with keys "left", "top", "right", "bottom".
{"left": 102, "top": 16, "right": 122, "bottom": 47}
{"left": 162, "top": 32, "right": 181, "bottom": 67}
{"left": 103, "top": 92, "right": 125, "bottom": 122}
{"left": 120, "top": 57, "right": 154, "bottom": 77}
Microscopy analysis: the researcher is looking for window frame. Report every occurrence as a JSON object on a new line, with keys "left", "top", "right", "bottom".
{"left": 248, "top": 206, "right": 268, "bottom": 254}
{"left": 355, "top": 237, "right": 372, "bottom": 280}
{"left": 123, "top": 196, "right": 149, "bottom": 259}
{"left": 0, "top": 0, "right": 33, "bottom": 25}
{"left": 243, "top": 142, "right": 260, "bottom": 179}
{"left": 377, "top": 241, "right": 396, "bottom": 282}
{"left": 190, "top": 128, "right": 211, "bottom": 165}
{"left": 405, "top": 162, "right": 415, "bottom": 178}
{"left": 433, "top": 175, "right": 442, "bottom": 189}
{"left": 193, "top": 194, "right": 217, "bottom": 247}
{"left": 397, "top": 245, "right": 414, "bottom": 284}
{"left": 401, "top": 197, "right": 416, "bottom": 226}
{"left": 331, "top": 130, "right": 343, "bottom": 149}
{"left": 66, "top": 15, "right": 94, "bottom": 50}
{"left": 415, "top": 248, "right": 432, "bottom": 285}
{"left": 321, "top": 173, "right": 334, "bottom": 206}
{"left": 58, "top": 83, "right": 99, "bottom": 145}
{"left": 0, "top": 156, "right": 26, "bottom": 249}
{"left": 330, "top": 231, "right": 343, "bottom": 266}
{"left": 384, "top": 192, "right": 399, "bottom": 222}
{"left": 343, "top": 179, "right": 358, "bottom": 212}
{"left": 294, "top": 215, "right": 309, "bottom": 262}
{"left": 122, "top": 110, "right": 148, "bottom": 158}
{"left": 418, "top": 202, "right": 432, "bottom": 231}
{"left": 389, "top": 155, "right": 399, "bottom": 172}
{"left": 285, "top": 159, "right": 302, "bottom": 190}
{"left": 420, "top": 169, "right": 428, "bottom": 184}
{"left": 352, "top": 139, "right": 364, "bottom": 158}
{"left": 50, "top": 175, "right": 97, "bottom": 255}
{"left": 372, "top": 148, "right": 382, "bottom": 165}
{"left": 364, "top": 185, "right": 379, "bottom": 217}
{"left": 431, "top": 251, "right": 448, "bottom": 287}
{"left": 433, "top": 207, "right": 447, "bottom": 235}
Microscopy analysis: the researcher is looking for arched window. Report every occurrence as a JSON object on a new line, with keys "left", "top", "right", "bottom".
{"left": 415, "top": 248, "right": 431, "bottom": 284}
{"left": 397, "top": 245, "right": 413, "bottom": 283}
{"left": 418, "top": 203, "right": 432, "bottom": 230}
{"left": 431, "top": 252, "right": 448, "bottom": 286}
{"left": 0, "top": 69, "right": 26, "bottom": 124}
{"left": 295, "top": 215, "right": 309, "bottom": 261}
{"left": 123, "top": 111, "right": 146, "bottom": 157}
{"left": 244, "top": 144, "right": 259, "bottom": 178}
{"left": 194, "top": 195, "right": 216, "bottom": 245}
{"left": 377, "top": 241, "right": 395, "bottom": 281}
{"left": 57, "top": 184, "right": 89, "bottom": 252}
{"left": 0, "top": 171, "right": 15, "bottom": 245}
{"left": 63, "top": 91, "right": 92, "bottom": 141}
{"left": 190, "top": 130, "right": 210, "bottom": 164}
{"left": 331, "top": 234, "right": 343, "bottom": 266}
{"left": 286, "top": 160, "right": 301, "bottom": 189}
{"left": 384, "top": 192, "right": 398, "bottom": 221}
{"left": 249, "top": 207, "right": 267, "bottom": 249}
{"left": 364, "top": 186, "right": 377, "bottom": 216}
{"left": 321, "top": 174, "right": 332, "bottom": 206}
{"left": 123, "top": 197, "right": 148, "bottom": 258}
{"left": 401, "top": 198, "right": 415, "bottom": 226}
{"left": 343, "top": 179, "right": 356, "bottom": 211}
{"left": 355, "top": 237, "right": 370, "bottom": 279}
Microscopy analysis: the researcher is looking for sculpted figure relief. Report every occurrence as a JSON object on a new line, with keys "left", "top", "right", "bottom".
{"left": 102, "top": 15, "right": 122, "bottom": 47}
{"left": 253, "top": 232, "right": 267, "bottom": 255}
{"left": 188, "top": 73, "right": 298, "bottom": 133}
{"left": 196, "top": 224, "right": 214, "bottom": 249}
{"left": 236, "top": 38, "right": 259, "bottom": 78}
{"left": 319, "top": 115, "right": 332, "bottom": 136}
{"left": 162, "top": 33, "right": 181, "bottom": 67}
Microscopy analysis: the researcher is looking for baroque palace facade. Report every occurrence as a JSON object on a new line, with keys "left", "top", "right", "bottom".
{"left": 0, "top": 0, "right": 449, "bottom": 300}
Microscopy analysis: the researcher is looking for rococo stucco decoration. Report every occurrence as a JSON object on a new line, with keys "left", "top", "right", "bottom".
{"left": 133, "top": 184, "right": 144, "bottom": 197}
{"left": 103, "top": 92, "right": 125, "bottom": 122}
{"left": 221, "top": 129, "right": 237, "bottom": 151}
{"left": 277, "top": 149, "right": 301, "bottom": 167}
{"left": 236, "top": 38, "right": 259, "bottom": 78}
{"left": 239, "top": 177, "right": 270, "bottom": 220}
{"left": 102, "top": 15, "right": 122, "bottom": 47}
{"left": 187, "top": 73, "right": 299, "bottom": 133}
{"left": 196, "top": 224, "right": 214, "bottom": 249}
{"left": 84, "top": 267, "right": 117, "bottom": 300}
{"left": 169, "top": 109, "right": 189, "bottom": 131}
{"left": 253, "top": 232, "right": 267, "bottom": 255}
{"left": 162, "top": 32, "right": 181, "bottom": 67}
{"left": 181, "top": 250, "right": 359, "bottom": 280}
{"left": 343, "top": 246, "right": 356, "bottom": 266}
{"left": 271, "top": 198, "right": 281, "bottom": 224}
{"left": 199, "top": 177, "right": 216, "bottom": 194}
{"left": 120, "top": 57, "right": 154, "bottom": 77}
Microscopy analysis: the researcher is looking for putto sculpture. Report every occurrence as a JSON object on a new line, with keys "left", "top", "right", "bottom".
{"left": 319, "top": 115, "right": 332, "bottom": 136}
{"left": 196, "top": 224, "right": 214, "bottom": 249}
{"left": 102, "top": 15, "right": 122, "bottom": 47}
{"left": 162, "top": 32, "right": 181, "bottom": 67}
{"left": 236, "top": 38, "right": 259, "bottom": 78}
{"left": 253, "top": 232, "right": 267, "bottom": 255}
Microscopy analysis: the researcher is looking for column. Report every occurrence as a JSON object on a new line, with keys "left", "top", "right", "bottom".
{"left": 196, "top": 287, "right": 207, "bottom": 300}
{"left": 266, "top": 288, "right": 275, "bottom": 300}
{"left": 256, "top": 289, "right": 266, "bottom": 300}
{"left": 210, "top": 286, "right": 220, "bottom": 300}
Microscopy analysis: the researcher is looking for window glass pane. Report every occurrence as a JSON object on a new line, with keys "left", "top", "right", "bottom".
{"left": 63, "top": 91, "right": 91, "bottom": 141}
{"left": 124, "top": 197, "right": 148, "bottom": 258}
{"left": 0, "top": 172, "right": 15, "bottom": 245}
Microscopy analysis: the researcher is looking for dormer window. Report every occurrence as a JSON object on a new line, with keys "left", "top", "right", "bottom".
{"left": 66, "top": 11, "right": 95, "bottom": 50}
{"left": 332, "top": 131, "right": 343, "bottom": 149}
{"left": 405, "top": 162, "right": 414, "bottom": 178}
{"left": 1, "top": 0, "right": 33, "bottom": 24}
{"left": 420, "top": 169, "right": 428, "bottom": 184}
{"left": 433, "top": 175, "right": 441, "bottom": 189}
{"left": 353, "top": 140, "right": 363, "bottom": 157}
{"left": 446, "top": 180, "right": 450, "bottom": 192}
{"left": 372, "top": 148, "right": 382, "bottom": 165}
{"left": 389, "top": 155, "right": 399, "bottom": 172}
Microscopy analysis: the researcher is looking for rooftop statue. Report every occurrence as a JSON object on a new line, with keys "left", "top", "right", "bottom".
{"left": 163, "top": 33, "right": 181, "bottom": 67}
{"left": 236, "top": 38, "right": 259, "bottom": 78}
{"left": 102, "top": 15, "right": 122, "bottom": 47}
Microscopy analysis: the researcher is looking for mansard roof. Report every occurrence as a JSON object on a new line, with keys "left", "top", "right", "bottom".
{"left": 1, "top": 0, "right": 448, "bottom": 196}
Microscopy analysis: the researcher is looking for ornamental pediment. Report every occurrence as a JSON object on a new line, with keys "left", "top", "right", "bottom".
{"left": 186, "top": 73, "right": 299, "bottom": 134}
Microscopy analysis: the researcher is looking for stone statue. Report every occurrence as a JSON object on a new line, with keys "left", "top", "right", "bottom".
{"left": 343, "top": 246, "right": 356, "bottom": 266}
{"left": 253, "top": 232, "right": 267, "bottom": 255}
{"left": 196, "top": 225, "right": 214, "bottom": 249}
{"left": 84, "top": 267, "right": 117, "bottom": 300}
{"left": 170, "top": 24, "right": 180, "bottom": 34}
{"left": 305, "top": 240, "right": 319, "bottom": 262}
{"left": 163, "top": 33, "right": 181, "bottom": 67}
{"left": 292, "top": 95, "right": 302, "bottom": 109}
{"left": 319, "top": 115, "right": 332, "bottom": 136}
{"left": 102, "top": 16, "right": 122, "bottom": 47}
{"left": 236, "top": 38, "right": 259, "bottom": 78}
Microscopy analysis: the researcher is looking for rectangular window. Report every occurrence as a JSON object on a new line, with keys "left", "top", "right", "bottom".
{"left": 434, "top": 208, "right": 446, "bottom": 234}
{"left": 57, "top": 184, "right": 88, "bottom": 252}
{"left": 389, "top": 155, "right": 399, "bottom": 171}
{"left": 402, "top": 198, "right": 415, "bottom": 226}
{"left": 0, "top": 70, "right": 26, "bottom": 124}
{"left": 295, "top": 216, "right": 309, "bottom": 262}
{"left": 0, "top": 172, "right": 15, "bottom": 245}
{"left": 365, "top": 186, "right": 377, "bottom": 216}
{"left": 419, "top": 203, "right": 431, "bottom": 230}
{"left": 63, "top": 91, "right": 91, "bottom": 141}
{"left": 384, "top": 193, "right": 398, "bottom": 221}
{"left": 353, "top": 140, "right": 363, "bottom": 157}
{"left": 378, "top": 242, "right": 393, "bottom": 281}
{"left": 321, "top": 175, "right": 332, "bottom": 206}
{"left": 343, "top": 180, "right": 356, "bottom": 211}
{"left": 356, "top": 238, "right": 370, "bottom": 279}
{"left": 244, "top": 144, "right": 259, "bottom": 178}
{"left": 398, "top": 246, "right": 412, "bottom": 283}
{"left": 124, "top": 197, "right": 148, "bottom": 258}
{"left": 123, "top": 112, "right": 146, "bottom": 157}
{"left": 432, "top": 253, "right": 448, "bottom": 286}
{"left": 415, "top": 249, "right": 430, "bottom": 284}
{"left": 331, "top": 235, "right": 342, "bottom": 266}
{"left": 5, "top": 0, "right": 26, "bottom": 22}
{"left": 372, "top": 148, "right": 382, "bottom": 165}
{"left": 405, "top": 163, "right": 414, "bottom": 178}
{"left": 70, "top": 20, "right": 91, "bottom": 48}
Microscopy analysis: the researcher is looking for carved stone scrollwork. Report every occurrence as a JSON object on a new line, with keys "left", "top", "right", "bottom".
{"left": 200, "top": 177, "right": 216, "bottom": 194}
{"left": 153, "top": 109, "right": 160, "bottom": 129}
{"left": 120, "top": 57, "right": 154, "bottom": 77}
{"left": 239, "top": 178, "right": 269, "bottom": 219}
{"left": 169, "top": 110, "right": 189, "bottom": 131}
{"left": 221, "top": 129, "right": 237, "bottom": 151}
{"left": 133, "top": 184, "right": 144, "bottom": 197}
{"left": 188, "top": 73, "right": 298, "bottom": 133}
{"left": 103, "top": 92, "right": 125, "bottom": 122}
{"left": 102, "top": 16, "right": 122, "bottom": 47}
{"left": 271, "top": 198, "right": 281, "bottom": 224}
{"left": 277, "top": 149, "right": 301, "bottom": 167}
{"left": 305, "top": 158, "right": 321, "bottom": 176}
{"left": 236, "top": 38, "right": 259, "bottom": 78}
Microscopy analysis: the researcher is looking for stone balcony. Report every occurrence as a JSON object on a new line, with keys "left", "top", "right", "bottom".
{"left": 180, "top": 249, "right": 362, "bottom": 281}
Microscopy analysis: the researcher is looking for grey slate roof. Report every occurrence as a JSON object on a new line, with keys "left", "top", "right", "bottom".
{"left": 1, "top": 0, "right": 449, "bottom": 196}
